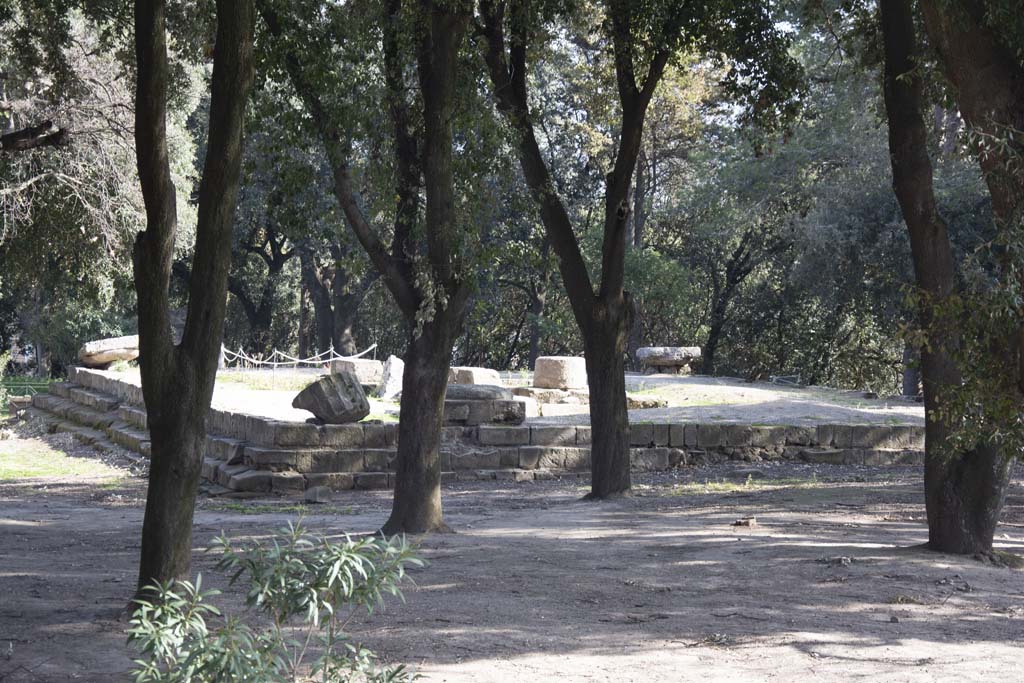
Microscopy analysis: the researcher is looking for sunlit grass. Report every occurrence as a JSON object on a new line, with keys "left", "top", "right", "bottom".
{"left": 0, "top": 437, "right": 125, "bottom": 481}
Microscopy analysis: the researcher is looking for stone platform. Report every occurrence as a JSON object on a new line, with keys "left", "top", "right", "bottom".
{"left": 28, "top": 367, "right": 927, "bottom": 497}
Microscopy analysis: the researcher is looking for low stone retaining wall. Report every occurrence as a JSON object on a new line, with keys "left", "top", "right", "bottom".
{"left": 28, "top": 367, "right": 926, "bottom": 497}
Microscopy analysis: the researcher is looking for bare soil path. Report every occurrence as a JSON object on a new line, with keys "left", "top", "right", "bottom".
{"left": 1, "top": 420, "right": 1021, "bottom": 682}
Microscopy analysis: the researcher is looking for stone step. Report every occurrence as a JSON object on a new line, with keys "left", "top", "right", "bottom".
{"left": 798, "top": 447, "right": 924, "bottom": 466}
{"left": 106, "top": 421, "right": 150, "bottom": 453}
{"left": 118, "top": 405, "right": 148, "bottom": 430}
{"left": 68, "top": 386, "right": 120, "bottom": 412}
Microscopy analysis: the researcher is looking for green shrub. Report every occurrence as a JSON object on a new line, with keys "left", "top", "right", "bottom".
{"left": 128, "top": 522, "right": 422, "bottom": 682}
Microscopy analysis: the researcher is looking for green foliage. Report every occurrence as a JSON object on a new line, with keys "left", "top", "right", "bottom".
{"left": 128, "top": 522, "right": 422, "bottom": 683}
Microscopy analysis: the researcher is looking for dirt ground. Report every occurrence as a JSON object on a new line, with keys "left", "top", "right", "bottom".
{"left": 1, "top": 421, "right": 1022, "bottom": 682}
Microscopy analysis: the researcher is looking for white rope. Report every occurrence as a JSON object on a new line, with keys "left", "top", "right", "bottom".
{"left": 221, "top": 343, "right": 378, "bottom": 369}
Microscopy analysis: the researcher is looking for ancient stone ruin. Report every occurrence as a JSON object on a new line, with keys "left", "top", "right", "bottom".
{"left": 636, "top": 346, "right": 702, "bottom": 375}
{"left": 292, "top": 372, "right": 370, "bottom": 424}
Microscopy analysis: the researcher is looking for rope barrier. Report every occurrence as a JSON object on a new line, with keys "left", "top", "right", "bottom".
{"left": 221, "top": 343, "right": 378, "bottom": 369}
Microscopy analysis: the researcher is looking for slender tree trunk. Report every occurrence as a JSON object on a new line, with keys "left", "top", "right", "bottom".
{"left": 880, "top": 0, "right": 1011, "bottom": 554}
{"left": 133, "top": 0, "right": 254, "bottom": 591}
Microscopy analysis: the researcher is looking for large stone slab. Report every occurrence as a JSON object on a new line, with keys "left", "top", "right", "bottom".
{"left": 533, "top": 356, "right": 587, "bottom": 390}
{"left": 449, "top": 366, "right": 502, "bottom": 385}
{"left": 78, "top": 335, "right": 140, "bottom": 367}
{"left": 445, "top": 384, "right": 512, "bottom": 401}
{"left": 330, "top": 358, "right": 384, "bottom": 387}
{"left": 636, "top": 346, "right": 701, "bottom": 374}
{"left": 292, "top": 372, "right": 370, "bottom": 424}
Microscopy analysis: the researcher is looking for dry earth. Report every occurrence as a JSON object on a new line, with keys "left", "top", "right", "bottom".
{"left": 1, "top": 419, "right": 1022, "bottom": 682}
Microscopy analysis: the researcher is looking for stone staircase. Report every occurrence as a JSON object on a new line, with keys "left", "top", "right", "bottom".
{"left": 28, "top": 367, "right": 928, "bottom": 497}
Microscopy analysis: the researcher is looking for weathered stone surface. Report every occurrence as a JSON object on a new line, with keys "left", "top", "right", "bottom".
{"left": 363, "top": 423, "right": 398, "bottom": 447}
{"left": 354, "top": 472, "right": 390, "bottom": 489}
{"left": 376, "top": 356, "right": 404, "bottom": 400}
{"left": 512, "top": 386, "right": 589, "bottom": 404}
{"left": 227, "top": 469, "right": 271, "bottom": 492}
{"left": 530, "top": 425, "right": 577, "bottom": 446}
{"left": 292, "top": 372, "right": 370, "bottom": 424}
{"left": 330, "top": 358, "right": 384, "bottom": 386}
{"left": 78, "top": 335, "right": 140, "bottom": 367}
{"left": 520, "top": 446, "right": 590, "bottom": 470}
{"left": 490, "top": 400, "right": 526, "bottom": 425}
{"left": 478, "top": 425, "right": 530, "bottom": 446}
{"left": 320, "top": 424, "right": 364, "bottom": 448}
{"left": 636, "top": 346, "right": 701, "bottom": 374}
{"left": 304, "top": 472, "right": 355, "bottom": 490}
{"left": 631, "top": 447, "right": 670, "bottom": 471}
{"left": 533, "top": 356, "right": 587, "bottom": 390}
{"left": 449, "top": 366, "right": 502, "bottom": 385}
{"left": 271, "top": 471, "right": 306, "bottom": 492}
{"left": 446, "top": 384, "right": 512, "bottom": 400}
{"left": 627, "top": 395, "right": 668, "bottom": 409}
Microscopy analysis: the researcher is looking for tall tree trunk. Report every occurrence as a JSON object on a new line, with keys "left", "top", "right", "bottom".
{"left": 299, "top": 247, "right": 337, "bottom": 353}
{"left": 133, "top": 0, "right": 254, "bottom": 591}
{"left": 880, "top": 0, "right": 1010, "bottom": 554}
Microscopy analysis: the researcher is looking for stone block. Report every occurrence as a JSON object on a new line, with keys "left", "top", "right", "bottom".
{"left": 630, "top": 423, "right": 654, "bottom": 446}
{"left": 669, "top": 423, "right": 686, "bottom": 448}
{"left": 451, "top": 367, "right": 502, "bottom": 385}
{"left": 243, "top": 446, "right": 316, "bottom": 471}
{"left": 478, "top": 425, "right": 530, "bottom": 445}
{"left": 309, "top": 449, "right": 365, "bottom": 473}
{"left": 217, "top": 462, "right": 250, "bottom": 489}
{"left": 832, "top": 425, "right": 855, "bottom": 449}
{"left": 304, "top": 472, "right": 355, "bottom": 490}
{"left": 354, "top": 472, "right": 390, "bottom": 490}
{"left": 498, "top": 447, "right": 520, "bottom": 468}
{"left": 205, "top": 435, "right": 244, "bottom": 464}
{"left": 519, "top": 447, "right": 542, "bottom": 470}
{"left": 696, "top": 424, "right": 722, "bottom": 448}
{"left": 362, "top": 423, "right": 398, "bottom": 448}
{"left": 526, "top": 446, "right": 590, "bottom": 470}
{"left": 443, "top": 402, "right": 471, "bottom": 423}
{"left": 530, "top": 425, "right": 577, "bottom": 446}
{"left": 330, "top": 358, "right": 384, "bottom": 386}
{"left": 245, "top": 415, "right": 278, "bottom": 445}
{"left": 576, "top": 426, "right": 592, "bottom": 445}
{"left": 816, "top": 424, "right": 836, "bottom": 447}
{"left": 784, "top": 426, "right": 816, "bottom": 446}
{"left": 271, "top": 471, "right": 306, "bottom": 493}
{"left": 363, "top": 449, "right": 397, "bottom": 471}
{"left": 533, "top": 356, "right": 587, "bottom": 390}
{"left": 491, "top": 400, "right": 527, "bottom": 425}
{"left": 293, "top": 372, "right": 370, "bottom": 424}
{"left": 749, "top": 426, "right": 787, "bottom": 447}
{"left": 320, "top": 424, "right": 364, "bottom": 448}
{"left": 631, "top": 447, "right": 670, "bottom": 471}
{"left": 274, "top": 422, "right": 322, "bottom": 447}
{"left": 721, "top": 424, "right": 752, "bottom": 447}
{"left": 226, "top": 468, "right": 269, "bottom": 492}
{"left": 452, "top": 450, "right": 501, "bottom": 470}
{"left": 800, "top": 448, "right": 861, "bottom": 465}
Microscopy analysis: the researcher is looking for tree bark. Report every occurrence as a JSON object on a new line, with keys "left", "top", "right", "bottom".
{"left": 880, "top": 0, "right": 1010, "bottom": 554}
{"left": 259, "top": 0, "right": 471, "bottom": 533}
{"left": 133, "top": 0, "right": 254, "bottom": 591}
{"left": 480, "top": 0, "right": 674, "bottom": 498}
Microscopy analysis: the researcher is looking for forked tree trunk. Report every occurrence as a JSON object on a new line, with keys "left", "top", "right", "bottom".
{"left": 583, "top": 308, "right": 632, "bottom": 498}
{"left": 133, "top": 0, "right": 254, "bottom": 590}
{"left": 880, "top": 0, "right": 1011, "bottom": 554}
